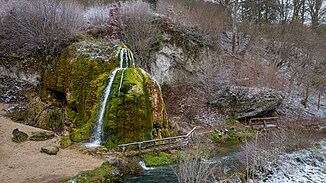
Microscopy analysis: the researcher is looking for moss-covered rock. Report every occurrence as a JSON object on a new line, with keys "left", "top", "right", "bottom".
{"left": 60, "top": 136, "right": 72, "bottom": 148}
{"left": 29, "top": 131, "right": 55, "bottom": 141}
{"left": 103, "top": 68, "right": 169, "bottom": 148}
{"left": 43, "top": 35, "right": 120, "bottom": 142}
{"left": 43, "top": 35, "right": 169, "bottom": 147}
{"left": 12, "top": 128, "right": 29, "bottom": 143}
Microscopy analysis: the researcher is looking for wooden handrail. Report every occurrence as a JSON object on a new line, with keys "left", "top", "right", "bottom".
{"left": 118, "top": 127, "right": 197, "bottom": 154}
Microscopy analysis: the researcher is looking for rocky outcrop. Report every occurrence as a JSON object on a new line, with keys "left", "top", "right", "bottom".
{"left": 29, "top": 131, "right": 55, "bottom": 141}
{"left": 210, "top": 86, "right": 284, "bottom": 119}
{"left": 12, "top": 128, "right": 28, "bottom": 143}
{"left": 41, "top": 145, "right": 59, "bottom": 155}
{"left": 151, "top": 43, "right": 183, "bottom": 85}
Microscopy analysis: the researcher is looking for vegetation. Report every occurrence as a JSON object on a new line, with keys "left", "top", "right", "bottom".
{"left": 63, "top": 162, "right": 122, "bottom": 183}
{"left": 142, "top": 151, "right": 179, "bottom": 166}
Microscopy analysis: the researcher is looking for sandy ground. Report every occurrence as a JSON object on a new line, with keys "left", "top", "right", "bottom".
{"left": 0, "top": 104, "right": 104, "bottom": 183}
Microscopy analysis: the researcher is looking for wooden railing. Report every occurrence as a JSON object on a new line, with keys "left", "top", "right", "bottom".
{"left": 249, "top": 117, "right": 280, "bottom": 130}
{"left": 118, "top": 127, "right": 196, "bottom": 155}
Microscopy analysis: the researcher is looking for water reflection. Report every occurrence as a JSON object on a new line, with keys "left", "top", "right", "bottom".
{"left": 123, "top": 165, "right": 178, "bottom": 183}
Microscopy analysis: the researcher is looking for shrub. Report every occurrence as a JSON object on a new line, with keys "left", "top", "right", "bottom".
{"left": 84, "top": 4, "right": 111, "bottom": 32}
{"left": 157, "top": 0, "right": 231, "bottom": 35}
{"left": 0, "top": 0, "right": 85, "bottom": 57}
{"left": 119, "top": 0, "right": 159, "bottom": 68}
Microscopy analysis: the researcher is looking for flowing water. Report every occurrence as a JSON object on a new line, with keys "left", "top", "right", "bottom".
{"left": 123, "top": 143, "right": 242, "bottom": 183}
{"left": 86, "top": 47, "right": 133, "bottom": 147}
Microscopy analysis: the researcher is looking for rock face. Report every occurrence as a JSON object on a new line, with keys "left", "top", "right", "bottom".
{"left": 12, "top": 128, "right": 28, "bottom": 143}
{"left": 41, "top": 145, "right": 59, "bottom": 155}
{"left": 210, "top": 86, "right": 284, "bottom": 119}
{"left": 29, "top": 131, "right": 55, "bottom": 141}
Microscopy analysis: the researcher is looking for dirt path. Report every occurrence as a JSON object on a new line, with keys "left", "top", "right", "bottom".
{"left": 0, "top": 104, "right": 104, "bottom": 183}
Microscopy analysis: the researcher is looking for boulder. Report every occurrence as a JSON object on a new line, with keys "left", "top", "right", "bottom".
{"left": 12, "top": 128, "right": 28, "bottom": 143}
{"left": 41, "top": 145, "right": 59, "bottom": 155}
{"left": 210, "top": 86, "right": 284, "bottom": 119}
{"left": 29, "top": 131, "right": 55, "bottom": 141}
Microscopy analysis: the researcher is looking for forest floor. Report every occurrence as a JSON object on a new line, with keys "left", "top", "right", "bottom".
{"left": 0, "top": 103, "right": 104, "bottom": 183}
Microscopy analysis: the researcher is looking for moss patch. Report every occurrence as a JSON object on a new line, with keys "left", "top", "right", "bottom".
{"left": 142, "top": 152, "right": 179, "bottom": 167}
{"left": 60, "top": 136, "right": 72, "bottom": 148}
{"left": 63, "top": 162, "right": 121, "bottom": 183}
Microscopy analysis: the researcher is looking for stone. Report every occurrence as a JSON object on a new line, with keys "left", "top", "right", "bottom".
{"left": 29, "top": 131, "right": 55, "bottom": 141}
{"left": 12, "top": 128, "right": 28, "bottom": 143}
{"left": 210, "top": 86, "right": 284, "bottom": 119}
{"left": 41, "top": 145, "right": 59, "bottom": 155}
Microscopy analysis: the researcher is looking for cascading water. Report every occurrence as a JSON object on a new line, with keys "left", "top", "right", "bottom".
{"left": 86, "top": 47, "right": 134, "bottom": 147}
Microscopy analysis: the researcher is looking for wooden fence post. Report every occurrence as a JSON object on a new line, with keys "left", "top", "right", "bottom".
{"left": 138, "top": 143, "right": 142, "bottom": 154}
{"left": 153, "top": 141, "right": 156, "bottom": 153}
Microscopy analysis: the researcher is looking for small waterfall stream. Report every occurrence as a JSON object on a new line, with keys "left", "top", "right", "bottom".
{"left": 86, "top": 47, "right": 134, "bottom": 147}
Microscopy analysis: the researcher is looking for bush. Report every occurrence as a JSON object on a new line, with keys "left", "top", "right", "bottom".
{"left": 0, "top": 0, "right": 85, "bottom": 57}
{"left": 157, "top": 0, "right": 231, "bottom": 35}
{"left": 84, "top": 4, "right": 111, "bottom": 32}
{"left": 119, "top": 0, "right": 159, "bottom": 68}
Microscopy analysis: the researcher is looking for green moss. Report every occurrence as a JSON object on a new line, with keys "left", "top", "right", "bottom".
{"left": 71, "top": 122, "right": 93, "bottom": 142}
{"left": 60, "top": 136, "right": 72, "bottom": 148}
{"left": 212, "top": 127, "right": 256, "bottom": 144}
{"left": 103, "top": 68, "right": 168, "bottom": 148}
{"left": 12, "top": 131, "right": 29, "bottom": 143}
{"left": 63, "top": 162, "right": 121, "bottom": 183}
{"left": 142, "top": 152, "right": 178, "bottom": 166}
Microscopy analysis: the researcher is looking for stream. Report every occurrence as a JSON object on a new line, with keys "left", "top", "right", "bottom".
{"left": 123, "top": 143, "right": 242, "bottom": 183}
{"left": 123, "top": 140, "right": 326, "bottom": 182}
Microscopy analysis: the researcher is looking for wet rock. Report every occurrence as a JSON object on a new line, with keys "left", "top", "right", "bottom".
{"left": 210, "top": 86, "right": 284, "bottom": 119}
{"left": 41, "top": 145, "right": 59, "bottom": 155}
{"left": 29, "top": 131, "right": 55, "bottom": 141}
{"left": 12, "top": 128, "right": 28, "bottom": 143}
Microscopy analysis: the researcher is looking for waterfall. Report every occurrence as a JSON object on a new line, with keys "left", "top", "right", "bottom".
{"left": 86, "top": 46, "right": 134, "bottom": 147}
{"left": 118, "top": 69, "right": 125, "bottom": 97}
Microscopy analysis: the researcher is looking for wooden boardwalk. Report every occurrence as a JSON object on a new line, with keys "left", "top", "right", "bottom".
{"left": 118, "top": 127, "right": 196, "bottom": 155}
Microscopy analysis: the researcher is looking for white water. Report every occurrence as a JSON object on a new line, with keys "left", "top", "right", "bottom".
{"left": 87, "top": 47, "right": 134, "bottom": 147}
{"left": 88, "top": 68, "right": 122, "bottom": 146}
{"left": 139, "top": 161, "right": 155, "bottom": 170}
{"left": 118, "top": 69, "right": 125, "bottom": 96}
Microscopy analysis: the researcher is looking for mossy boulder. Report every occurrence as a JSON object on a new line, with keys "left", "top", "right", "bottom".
{"left": 41, "top": 145, "right": 59, "bottom": 155}
{"left": 29, "top": 131, "right": 55, "bottom": 141}
{"left": 12, "top": 128, "right": 28, "bottom": 143}
{"left": 102, "top": 68, "right": 169, "bottom": 148}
